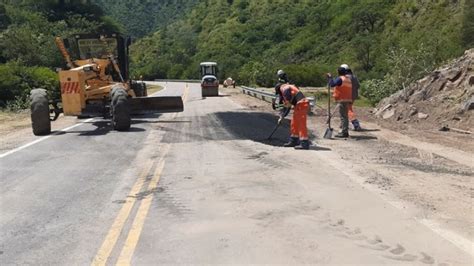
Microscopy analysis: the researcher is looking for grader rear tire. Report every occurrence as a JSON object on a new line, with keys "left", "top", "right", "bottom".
{"left": 30, "top": 89, "right": 51, "bottom": 136}
{"left": 111, "top": 86, "right": 130, "bottom": 131}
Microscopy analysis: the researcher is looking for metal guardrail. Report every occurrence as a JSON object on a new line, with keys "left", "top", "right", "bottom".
{"left": 240, "top": 86, "right": 276, "bottom": 103}
{"left": 240, "top": 86, "right": 316, "bottom": 112}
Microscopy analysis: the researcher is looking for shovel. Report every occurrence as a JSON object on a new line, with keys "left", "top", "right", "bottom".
{"left": 323, "top": 83, "right": 333, "bottom": 139}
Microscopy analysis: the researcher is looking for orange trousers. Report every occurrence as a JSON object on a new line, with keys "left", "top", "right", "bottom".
{"left": 348, "top": 103, "right": 356, "bottom": 122}
{"left": 290, "top": 101, "right": 309, "bottom": 140}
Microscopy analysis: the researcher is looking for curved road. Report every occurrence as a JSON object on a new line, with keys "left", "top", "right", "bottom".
{"left": 0, "top": 82, "right": 472, "bottom": 265}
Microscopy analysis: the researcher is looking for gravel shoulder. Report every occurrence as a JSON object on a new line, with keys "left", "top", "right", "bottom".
{"left": 223, "top": 86, "right": 473, "bottom": 241}
{"left": 0, "top": 111, "right": 79, "bottom": 155}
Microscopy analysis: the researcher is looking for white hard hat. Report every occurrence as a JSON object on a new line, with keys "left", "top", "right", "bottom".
{"left": 340, "top": 64, "right": 350, "bottom": 70}
{"left": 277, "top": 69, "right": 285, "bottom": 76}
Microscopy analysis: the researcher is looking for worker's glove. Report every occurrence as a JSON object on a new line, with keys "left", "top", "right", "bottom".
{"left": 280, "top": 107, "right": 290, "bottom": 118}
{"left": 278, "top": 116, "right": 283, "bottom": 124}
{"left": 326, "top": 73, "right": 332, "bottom": 79}
{"left": 272, "top": 95, "right": 285, "bottom": 110}
{"left": 273, "top": 103, "right": 285, "bottom": 111}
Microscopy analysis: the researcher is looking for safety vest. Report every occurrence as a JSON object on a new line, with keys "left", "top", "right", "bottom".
{"left": 333, "top": 75, "right": 352, "bottom": 102}
{"left": 279, "top": 84, "right": 307, "bottom": 105}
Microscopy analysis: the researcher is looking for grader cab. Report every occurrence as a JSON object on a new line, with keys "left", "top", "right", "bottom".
{"left": 30, "top": 33, "right": 183, "bottom": 135}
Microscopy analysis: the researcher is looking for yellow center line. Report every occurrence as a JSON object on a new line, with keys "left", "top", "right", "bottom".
{"left": 116, "top": 144, "right": 170, "bottom": 265}
{"left": 91, "top": 159, "right": 154, "bottom": 266}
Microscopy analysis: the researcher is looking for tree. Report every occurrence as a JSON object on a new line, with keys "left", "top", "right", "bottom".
{"left": 354, "top": 35, "right": 374, "bottom": 72}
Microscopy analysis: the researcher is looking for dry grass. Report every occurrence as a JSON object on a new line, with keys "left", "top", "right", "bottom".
{"left": 0, "top": 110, "right": 31, "bottom": 134}
{"left": 147, "top": 84, "right": 163, "bottom": 95}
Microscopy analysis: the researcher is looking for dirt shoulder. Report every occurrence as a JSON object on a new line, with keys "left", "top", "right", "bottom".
{"left": 0, "top": 111, "right": 79, "bottom": 155}
{"left": 222, "top": 86, "right": 473, "bottom": 241}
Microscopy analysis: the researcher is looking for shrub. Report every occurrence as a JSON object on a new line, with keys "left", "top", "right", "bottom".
{"left": 360, "top": 78, "right": 398, "bottom": 106}
{"left": 5, "top": 95, "right": 30, "bottom": 112}
{"left": 284, "top": 64, "right": 330, "bottom": 87}
{"left": 0, "top": 62, "right": 58, "bottom": 109}
{"left": 360, "top": 45, "right": 436, "bottom": 105}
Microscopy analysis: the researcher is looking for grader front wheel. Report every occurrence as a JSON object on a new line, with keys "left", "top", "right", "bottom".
{"left": 30, "top": 89, "right": 51, "bottom": 136}
{"left": 110, "top": 86, "right": 131, "bottom": 131}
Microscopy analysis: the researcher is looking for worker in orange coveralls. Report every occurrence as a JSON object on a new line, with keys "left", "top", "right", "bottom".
{"left": 273, "top": 70, "right": 310, "bottom": 150}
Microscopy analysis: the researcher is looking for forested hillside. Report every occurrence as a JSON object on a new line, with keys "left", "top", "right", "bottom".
{"left": 0, "top": 0, "right": 120, "bottom": 108}
{"left": 131, "top": 0, "right": 473, "bottom": 103}
{"left": 0, "top": 0, "right": 473, "bottom": 109}
{"left": 93, "top": 0, "right": 198, "bottom": 38}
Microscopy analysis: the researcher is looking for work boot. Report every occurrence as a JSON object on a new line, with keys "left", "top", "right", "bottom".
{"left": 335, "top": 132, "right": 349, "bottom": 138}
{"left": 351, "top": 119, "right": 362, "bottom": 131}
{"left": 294, "top": 140, "right": 309, "bottom": 150}
{"left": 283, "top": 137, "right": 299, "bottom": 147}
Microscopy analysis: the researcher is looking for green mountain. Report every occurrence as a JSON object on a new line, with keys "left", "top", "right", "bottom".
{"left": 130, "top": 0, "right": 473, "bottom": 91}
{"left": 1, "top": 0, "right": 473, "bottom": 108}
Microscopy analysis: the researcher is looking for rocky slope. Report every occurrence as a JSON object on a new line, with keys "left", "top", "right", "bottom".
{"left": 375, "top": 49, "right": 474, "bottom": 132}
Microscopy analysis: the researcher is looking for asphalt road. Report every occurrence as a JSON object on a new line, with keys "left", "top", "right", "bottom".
{"left": 0, "top": 82, "right": 472, "bottom": 265}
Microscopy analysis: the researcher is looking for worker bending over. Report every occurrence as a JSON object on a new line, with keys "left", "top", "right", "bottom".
{"left": 273, "top": 70, "right": 310, "bottom": 150}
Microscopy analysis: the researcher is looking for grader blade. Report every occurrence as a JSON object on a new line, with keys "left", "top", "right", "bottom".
{"left": 129, "top": 96, "right": 183, "bottom": 114}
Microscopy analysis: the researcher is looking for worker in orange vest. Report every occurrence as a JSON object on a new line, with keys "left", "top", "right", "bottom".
{"left": 341, "top": 64, "right": 362, "bottom": 131}
{"left": 327, "top": 66, "right": 352, "bottom": 138}
{"left": 274, "top": 70, "right": 310, "bottom": 149}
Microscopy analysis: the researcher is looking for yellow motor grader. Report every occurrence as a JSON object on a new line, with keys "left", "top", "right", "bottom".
{"left": 30, "top": 33, "right": 183, "bottom": 135}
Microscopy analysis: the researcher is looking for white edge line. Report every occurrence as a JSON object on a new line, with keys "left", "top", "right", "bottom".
{"left": 417, "top": 218, "right": 474, "bottom": 256}
{"left": 0, "top": 118, "right": 94, "bottom": 159}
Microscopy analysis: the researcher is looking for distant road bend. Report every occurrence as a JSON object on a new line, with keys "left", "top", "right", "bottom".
{"left": 0, "top": 81, "right": 472, "bottom": 265}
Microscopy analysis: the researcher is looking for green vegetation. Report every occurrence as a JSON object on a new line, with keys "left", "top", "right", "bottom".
{"left": 130, "top": 0, "right": 470, "bottom": 105}
{"left": 0, "top": 62, "right": 58, "bottom": 110}
{"left": 93, "top": 0, "right": 199, "bottom": 38}
{"left": 0, "top": 0, "right": 120, "bottom": 109}
{"left": 0, "top": 0, "right": 472, "bottom": 109}
{"left": 461, "top": 0, "right": 474, "bottom": 48}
